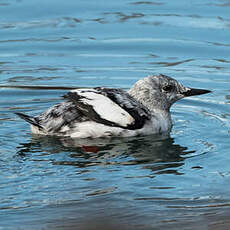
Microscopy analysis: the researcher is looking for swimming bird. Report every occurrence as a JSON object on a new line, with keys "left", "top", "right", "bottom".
{"left": 16, "top": 74, "right": 211, "bottom": 138}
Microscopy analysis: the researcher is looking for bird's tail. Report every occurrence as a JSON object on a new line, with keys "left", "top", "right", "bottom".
{"left": 15, "top": 112, "right": 43, "bottom": 129}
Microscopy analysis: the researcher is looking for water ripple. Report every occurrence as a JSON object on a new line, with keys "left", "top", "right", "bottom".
{"left": 1, "top": 0, "right": 230, "bottom": 229}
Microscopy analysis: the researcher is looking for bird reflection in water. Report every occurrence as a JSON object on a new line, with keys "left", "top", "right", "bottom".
{"left": 16, "top": 134, "right": 195, "bottom": 175}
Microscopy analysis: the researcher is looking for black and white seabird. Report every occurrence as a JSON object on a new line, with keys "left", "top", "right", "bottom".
{"left": 16, "top": 74, "right": 211, "bottom": 138}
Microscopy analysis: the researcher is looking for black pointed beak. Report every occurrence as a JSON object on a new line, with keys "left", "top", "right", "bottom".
{"left": 182, "top": 88, "right": 211, "bottom": 97}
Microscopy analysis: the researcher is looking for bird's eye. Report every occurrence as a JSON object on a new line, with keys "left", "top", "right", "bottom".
{"left": 162, "top": 84, "right": 173, "bottom": 92}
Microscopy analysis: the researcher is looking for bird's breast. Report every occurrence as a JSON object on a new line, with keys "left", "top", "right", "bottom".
{"left": 149, "top": 112, "right": 172, "bottom": 134}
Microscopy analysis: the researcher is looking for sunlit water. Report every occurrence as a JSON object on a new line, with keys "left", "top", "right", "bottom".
{"left": 1, "top": 0, "right": 230, "bottom": 229}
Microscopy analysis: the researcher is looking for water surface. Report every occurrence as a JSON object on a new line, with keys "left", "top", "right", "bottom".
{"left": 1, "top": 0, "right": 230, "bottom": 229}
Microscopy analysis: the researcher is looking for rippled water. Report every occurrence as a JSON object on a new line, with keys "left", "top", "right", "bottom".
{"left": 1, "top": 0, "right": 230, "bottom": 229}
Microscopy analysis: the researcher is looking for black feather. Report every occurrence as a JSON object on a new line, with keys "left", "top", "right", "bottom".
{"left": 15, "top": 112, "right": 43, "bottom": 129}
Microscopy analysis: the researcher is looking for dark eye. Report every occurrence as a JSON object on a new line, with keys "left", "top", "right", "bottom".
{"left": 163, "top": 84, "right": 173, "bottom": 92}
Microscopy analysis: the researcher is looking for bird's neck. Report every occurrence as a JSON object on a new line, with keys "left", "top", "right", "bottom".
{"left": 128, "top": 86, "right": 172, "bottom": 130}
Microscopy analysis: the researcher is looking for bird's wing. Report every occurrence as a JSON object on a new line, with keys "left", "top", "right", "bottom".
{"left": 96, "top": 87, "right": 151, "bottom": 129}
{"left": 63, "top": 88, "right": 150, "bottom": 129}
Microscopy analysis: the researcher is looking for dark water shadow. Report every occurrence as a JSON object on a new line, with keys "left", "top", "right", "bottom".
{"left": 16, "top": 134, "right": 194, "bottom": 175}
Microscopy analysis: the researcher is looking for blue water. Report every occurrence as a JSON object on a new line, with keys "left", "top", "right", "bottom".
{"left": 1, "top": 0, "right": 230, "bottom": 229}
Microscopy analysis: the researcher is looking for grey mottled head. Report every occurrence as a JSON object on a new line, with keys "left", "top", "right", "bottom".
{"left": 128, "top": 74, "right": 211, "bottom": 113}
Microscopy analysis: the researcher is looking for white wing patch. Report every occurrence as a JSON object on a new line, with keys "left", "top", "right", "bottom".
{"left": 71, "top": 89, "right": 135, "bottom": 127}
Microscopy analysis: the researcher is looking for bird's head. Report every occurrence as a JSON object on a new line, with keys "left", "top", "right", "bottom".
{"left": 129, "top": 74, "right": 211, "bottom": 112}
